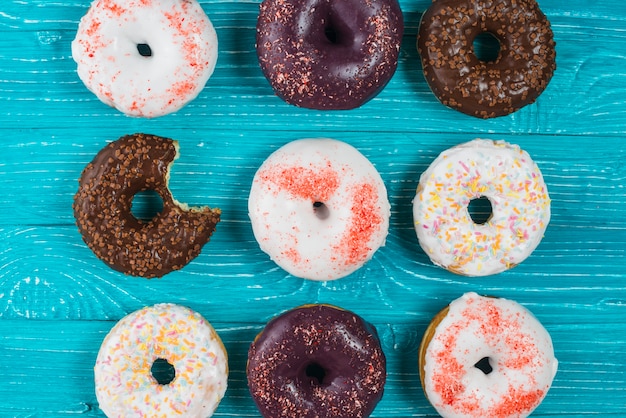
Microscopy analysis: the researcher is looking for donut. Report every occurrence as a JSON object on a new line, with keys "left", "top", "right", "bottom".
{"left": 256, "top": 0, "right": 404, "bottom": 110}
{"left": 248, "top": 138, "right": 390, "bottom": 280}
{"left": 419, "top": 292, "right": 558, "bottom": 418}
{"left": 71, "top": 0, "right": 218, "bottom": 117}
{"left": 73, "top": 133, "right": 221, "bottom": 278}
{"left": 417, "top": 0, "right": 556, "bottom": 118}
{"left": 247, "top": 304, "right": 386, "bottom": 418}
{"left": 94, "top": 303, "right": 228, "bottom": 417}
{"left": 412, "top": 139, "right": 550, "bottom": 276}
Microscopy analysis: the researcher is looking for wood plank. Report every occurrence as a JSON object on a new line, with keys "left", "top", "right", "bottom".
{"left": 1, "top": 223, "right": 625, "bottom": 323}
{"left": 1, "top": 320, "right": 624, "bottom": 416}
{"left": 1, "top": 0, "right": 626, "bottom": 416}
{"left": 1, "top": 2, "right": 626, "bottom": 135}
{"left": 1, "top": 131, "right": 625, "bottom": 228}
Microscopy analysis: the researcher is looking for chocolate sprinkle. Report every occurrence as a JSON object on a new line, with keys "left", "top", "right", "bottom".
{"left": 417, "top": 0, "right": 557, "bottom": 118}
{"left": 247, "top": 304, "right": 386, "bottom": 418}
{"left": 73, "top": 133, "right": 221, "bottom": 278}
{"left": 256, "top": 0, "right": 404, "bottom": 110}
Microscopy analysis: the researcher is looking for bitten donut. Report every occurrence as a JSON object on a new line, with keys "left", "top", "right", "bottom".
{"left": 73, "top": 133, "right": 221, "bottom": 278}
{"left": 247, "top": 304, "right": 386, "bottom": 418}
{"left": 72, "top": 0, "right": 218, "bottom": 117}
{"left": 419, "top": 293, "right": 558, "bottom": 418}
{"left": 256, "top": 0, "right": 404, "bottom": 110}
{"left": 417, "top": 0, "right": 556, "bottom": 118}
{"left": 248, "top": 138, "right": 390, "bottom": 280}
{"left": 95, "top": 304, "right": 228, "bottom": 417}
{"left": 413, "top": 139, "right": 550, "bottom": 276}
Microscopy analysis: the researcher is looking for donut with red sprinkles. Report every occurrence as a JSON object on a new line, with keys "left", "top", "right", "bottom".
{"left": 72, "top": 0, "right": 218, "bottom": 117}
{"left": 248, "top": 138, "right": 390, "bottom": 281}
{"left": 256, "top": 0, "right": 404, "bottom": 110}
{"left": 419, "top": 293, "right": 558, "bottom": 418}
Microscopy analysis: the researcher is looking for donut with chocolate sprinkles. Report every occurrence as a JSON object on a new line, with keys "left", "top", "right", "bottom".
{"left": 73, "top": 133, "right": 221, "bottom": 278}
{"left": 247, "top": 304, "right": 386, "bottom": 418}
{"left": 256, "top": 0, "right": 404, "bottom": 110}
{"left": 417, "top": 0, "right": 556, "bottom": 118}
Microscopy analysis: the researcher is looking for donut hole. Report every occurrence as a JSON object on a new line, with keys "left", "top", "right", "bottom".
{"left": 305, "top": 362, "right": 327, "bottom": 385}
{"left": 473, "top": 32, "right": 501, "bottom": 62}
{"left": 474, "top": 356, "right": 494, "bottom": 375}
{"left": 151, "top": 358, "right": 176, "bottom": 385}
{"left": 324, "top": 25, "right": 338, "bottom": 44}
{"left": 136, "top": 43, "right": 152, "bottom": 57}
{"left": 313, "top": 201, "right": 330, "bottom": 220}
{"left": 468, "top": 196, "right": 493, "bottom": 225}
{"left": 131, "top": 189, "right": 164, "bottom": 222}
{"left": 319, "top": 13, "right": 352, "bottom": 47}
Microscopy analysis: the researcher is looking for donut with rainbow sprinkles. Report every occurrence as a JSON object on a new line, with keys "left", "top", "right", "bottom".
{"left": 94, "top": 304, "right": 228, "bottom": 417}
{"left": 413, "top": 139, "right": 550, "bottom": 276}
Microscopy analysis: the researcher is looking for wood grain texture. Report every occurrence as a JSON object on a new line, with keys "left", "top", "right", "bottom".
{"left": 1, "top": 0, "right": 626, "bottom": 416}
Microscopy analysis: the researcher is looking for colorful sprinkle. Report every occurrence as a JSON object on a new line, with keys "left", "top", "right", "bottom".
{"left": 413, "top": 139, "right": 550, "bottom": 276}
{"left": 94, "top": 304, "right": 228, "bottom": 417}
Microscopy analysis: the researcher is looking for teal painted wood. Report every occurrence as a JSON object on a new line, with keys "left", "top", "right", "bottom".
{"left": 1, "top": 320, "right": 625, "bottom": 417}
{"left": 1, "top": 0, "right": 626, "bottom": 417}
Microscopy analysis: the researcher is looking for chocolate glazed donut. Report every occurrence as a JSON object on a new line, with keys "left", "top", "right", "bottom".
{"left": 256, "top": 0, "right": 404, "bottom": 110}
{"left": 417, "top": 0, "right": 556, "bottom": 118}
{"left": 73, "top": 134, "right": 221, "bottom": 278}
{"left": 247, "top": 304, "right": 386, "bottom": 418}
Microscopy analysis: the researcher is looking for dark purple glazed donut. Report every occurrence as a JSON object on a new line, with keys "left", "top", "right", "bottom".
{"left": 417, "top": 0, "right": 556, "bottom": 118}
{"left": 256, "top": 0, "right": 404, "bottom": 110}
{"left": 247, "top": 304, "right": 386, "bottom": 418}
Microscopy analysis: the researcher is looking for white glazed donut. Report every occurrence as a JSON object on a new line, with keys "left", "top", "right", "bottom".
{"left": 248, "top": 138, "right": 390, "bottom": 281}
{"left": 72, "top": 0, "right": 218, "bottom": 118}
{"left": 413, "top": 139, "right": 550, "bottom": 276}
{"left": 94, "top": 304, "right": 228, "bottom": 417}
{"left": 419, "top": 292, "right": 558, "bottom": 418}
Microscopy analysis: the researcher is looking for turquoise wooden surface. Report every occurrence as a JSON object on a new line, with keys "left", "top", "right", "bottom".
{"left": 1, "top": 0, "right": 625, "bottom": 416}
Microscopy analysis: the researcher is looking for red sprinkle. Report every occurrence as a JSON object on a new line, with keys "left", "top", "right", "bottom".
{"left": 333, "top": 182, "right": 382, "bottom": 265}
{"left": 259, "top": 165, "right": 340, "bottom": 202}
{"left": 430, "top": 298, "right": 543, "bottom": 416}
{"left": 169, "top": 80, "right": 195, "bottom": 97}
{"left": 490, "top": 388, "right": 545, "bottom": 418}
{"left": 101, "top": 0, "right": 125, "bottom": 17}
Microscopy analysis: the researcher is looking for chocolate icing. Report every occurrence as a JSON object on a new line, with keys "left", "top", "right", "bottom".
{"left": 73, "top": 133, "right": 220, "bottom": 278}
{"left": 417, "top": 0, "right": 556, "bottom": 118}
{"left": 247, "top": 304, "right": 386, "bottom": 418}
{"left": 256, "top": 0, "right": 403, "bottom": 110}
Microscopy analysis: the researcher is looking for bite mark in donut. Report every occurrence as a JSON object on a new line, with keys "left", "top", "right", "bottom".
{"left": 417, "top": 0, "right": 557, "bottom": 118}
{"left": 73, "top": 133, "right": 221, "bottom": 278}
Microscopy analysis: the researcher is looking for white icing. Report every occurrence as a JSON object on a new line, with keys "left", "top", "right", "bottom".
{"left": 94, "top": 304, "right": 228, "bottom": 417}
{"left": 423, "top": 293, "right": 558, "bottom": 418}
{"left": 248, "top": 138, "right": 390, "bottom": 281}
{"left": 71, "top": 0, "right": 218, "bottom": 117}
{"left": 413, "top": 139, "right": 550, "bottom": 276}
